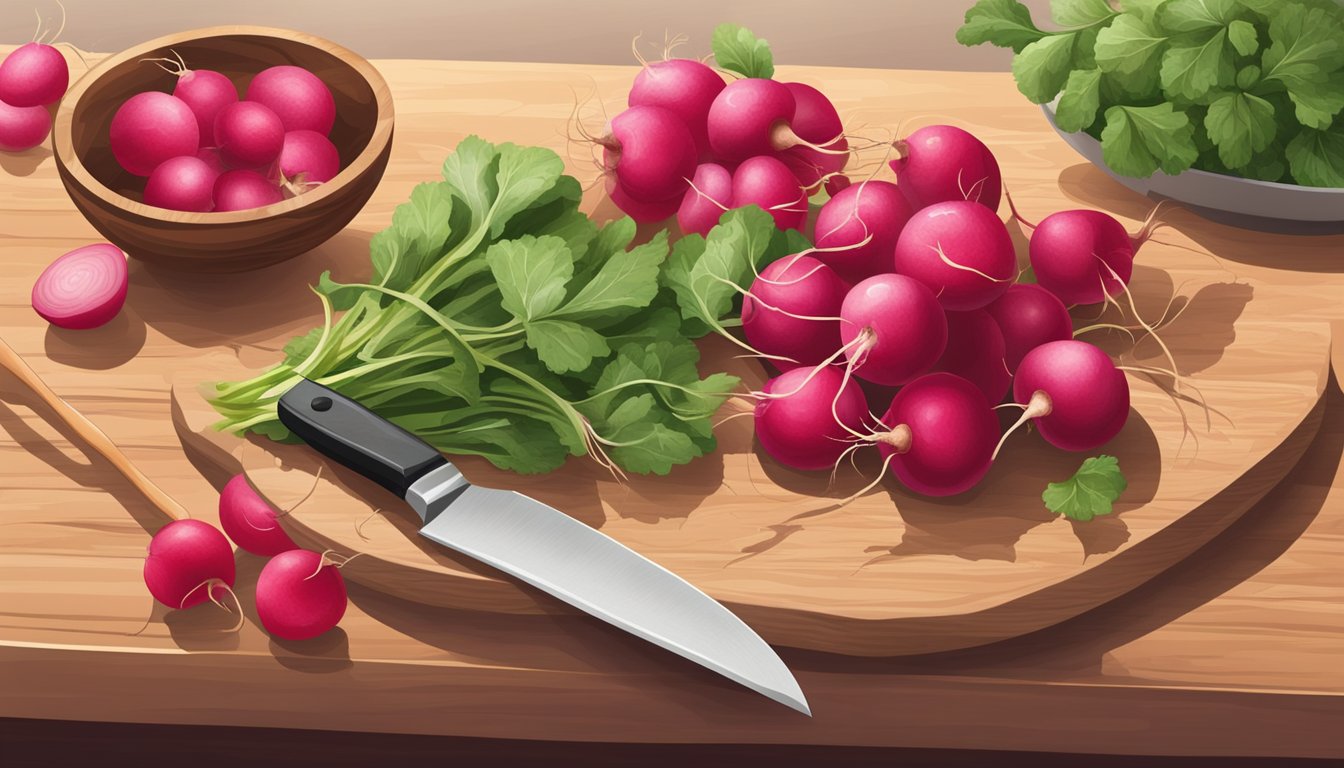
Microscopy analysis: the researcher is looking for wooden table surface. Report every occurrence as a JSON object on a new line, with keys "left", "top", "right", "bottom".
{"left": 2, "top": 49, "right": 1343, "bottom": 761}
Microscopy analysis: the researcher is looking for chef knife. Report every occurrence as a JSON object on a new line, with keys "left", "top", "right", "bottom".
{"left": 277, "top": 378, "right": 809, "bottom": 715}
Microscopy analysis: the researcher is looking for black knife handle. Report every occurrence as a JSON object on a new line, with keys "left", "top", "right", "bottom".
{"left": 277, "top": 378, "right": 446, "bottom": 497}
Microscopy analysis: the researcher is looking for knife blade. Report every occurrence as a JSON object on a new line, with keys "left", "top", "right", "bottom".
{"left": 276, "top": 378, "right": 809, "bottom": 715}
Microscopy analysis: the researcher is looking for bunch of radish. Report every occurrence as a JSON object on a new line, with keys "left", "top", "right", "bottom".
{"left": 741, "top": 121, "right": 1163, "bottom": 498}
{"left": 0, "top": 10, "right": 74, "bottom": 153}
{"left": 593, "top": 41, "right": 851, "bottom": 233}
{"left": 111, "top": 54, "right": 340, "bottom": 212}
{"left": 143, "top": 475, "right": 350, "bottom": 641}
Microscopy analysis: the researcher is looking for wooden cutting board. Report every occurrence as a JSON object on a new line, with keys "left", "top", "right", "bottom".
{"left": 172, "top": 235, "right": 1330, "bottom": 655}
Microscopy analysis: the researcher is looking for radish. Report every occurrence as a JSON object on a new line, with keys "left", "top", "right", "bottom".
{"left": 731, "top": 155, "right": 806, "bottom": 232}
{"left": 840, "top": 274, "right": 947, "bottom": 386}
{"left": 742, "top": 254, "right": 848, "bottom": 370}
{"left": 985, "top": 284, "right": 1073, "bottom": 372}
{"left": 607, "top": 177, "right": 680, "bottom": 223}
{"left": 1003, "top": 339, "right": 1129, "bottom": 454}
{"left": 1023, "top": 208, "right": 1147, "bottom": 306}
{"left": 109, "top": 92, "right": 199, "bottom": 176}
{"left": 142, "top": 52, "right": 238, "bottom": 147}
{"left": 933, "top": 309, "right": 1010, "bottom": 403}
{"left": 143, "top": 155, "right": 218, "bottom": 212}
{"left": 212, "top": 169, "right": 283, "bottom": 212}
{"left": 889, "top": 124, "right": 1002, "bottom": 211}
{"left": 777, "top": 81, "right": 847, "bottom": 190}
{"left": 255, "top": 549, "right": 347, "bottom": 641}
{"left": 214, "top": 101, "right": 284, "bottom": 169}
{"left": 218, "top": 474, "right": 298, "bottom": 557}
{"left": 813, "top": 180, "right": 914, "bottom": 285}
{"left": 872, "top": 372, "right": 998, "bottom": 497}
{"left": 0, "top": 43, "right": 68, "bottom": 108}
{"left": 599, "top": 105, "right": 697, "bottom": 204}
{"left": 143, "top": 519, "right": 236, "bottom": 610}
{"left": 892, "top": 200, "right": 1015, "bottom": 311}
{"left": 277, "top": 129, "right": 340, "bottom": 186}
{"left": 677, "top": 162, "right": 733, "bottom": 236}
{"left": 627, "top": 58, "right": 725, "bottom": 157}
{"left": 0, "top": 99, "right": 51, "bottom": 152}
{"left": 31, "top": 243, "right": 128, "bottom": 330}
{"left": 754, "top": 365, "right": 869, "bottom": 471}
{"left": 245, "top": 65, "right": 336, "bottom": 135}
{"left": 707, "top": 78, "right": 845, "bottom": 163}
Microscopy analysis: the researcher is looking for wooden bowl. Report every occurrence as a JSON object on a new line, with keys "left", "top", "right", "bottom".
{"left": 52, "top": 26, "right": 394, "bottom": 272}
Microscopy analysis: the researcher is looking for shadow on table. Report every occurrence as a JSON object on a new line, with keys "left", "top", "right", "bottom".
{"left": 127, "top": 228, "right": 374, "bottom": 351}
{"left": 0, "top": 147, "right": 50, "bottom": 178}
{"left": 1056, "top": 162, "right": 1344, "bottom": 275}
{"left": 42, "top": 308, "right": 147, "bottom": 370}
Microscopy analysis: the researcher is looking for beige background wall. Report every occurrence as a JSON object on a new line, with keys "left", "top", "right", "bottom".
{"left": 9, "top": 0, "right": 1052, "bottom": 69}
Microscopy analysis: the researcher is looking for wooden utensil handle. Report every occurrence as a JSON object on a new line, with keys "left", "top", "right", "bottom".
{"left": 0, "top": 336, "right": 185, "bottom": 522}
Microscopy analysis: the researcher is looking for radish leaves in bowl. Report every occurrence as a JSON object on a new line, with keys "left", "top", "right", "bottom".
{"left": 957, "top": 0, "right": 1344, "bottom": 188}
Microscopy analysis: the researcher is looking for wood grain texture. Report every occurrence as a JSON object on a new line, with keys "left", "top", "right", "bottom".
{"left": 52, "top": 28, "right": 395, "bottom": 272}
{"left": 2, "top": 49, "right": 1344, "bottom": 756}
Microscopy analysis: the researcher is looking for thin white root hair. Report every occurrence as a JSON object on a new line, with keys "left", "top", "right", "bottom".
{"left": 354, "top": 507, "right": 386, "bottom": 539}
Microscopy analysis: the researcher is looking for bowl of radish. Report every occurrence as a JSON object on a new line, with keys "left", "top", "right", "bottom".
{"left": 52, "top": 26, "right": 394, "bottom": 272}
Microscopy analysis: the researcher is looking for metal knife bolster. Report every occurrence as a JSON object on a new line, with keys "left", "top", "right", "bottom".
{"left": 277, "top": 379, "right": 463, "bottom": 515}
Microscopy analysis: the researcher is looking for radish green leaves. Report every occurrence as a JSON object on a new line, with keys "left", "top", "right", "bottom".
{"left": 1043, "top": 455, "right": 1128, "bottom": 521}
{"left": 712, "top": 23, "right": 774, "bottom": 79}
{"left": 210, "top": 136, "right": 745, "bottom": 476}
{"left": 959, "top": 0, "right": 1344, "bottom": 186}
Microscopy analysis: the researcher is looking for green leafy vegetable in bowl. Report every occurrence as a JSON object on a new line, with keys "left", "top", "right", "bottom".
{"left": 958, "top": 0, "right": 1344, "bottom": 187}
{"left": 209, "top": 136, "right": 800, "bottom": 477}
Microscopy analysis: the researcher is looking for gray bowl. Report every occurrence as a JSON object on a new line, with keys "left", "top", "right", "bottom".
{"left": 1042, "top": 102, "right": 1344, "bottom": 235}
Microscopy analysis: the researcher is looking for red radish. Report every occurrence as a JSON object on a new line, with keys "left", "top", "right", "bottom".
{"left": 933, "top": 309, "right": 1011, "bottom": 403}
{"left": 890, "top": 125, "right": 1002, "bottom": 211}
{"left": 0, "top": 99, "right": 51, "bottom": 152}
{"left": 246, "top": 65, "right": 336, "bottom": 135}
{"left": 707, "top": 78, "right": 794, "bottom": 161}
{"left": 742, "top": 254, "right": 848, "bottom": 369}
{"left": 214, "top": 101, "right": 284, "bottom": 168}
{"left": 109, "top": 92, "right": 199, "bottom": 176}
{"left": 143, "top": 519, "right": 236, "bottom": 610}
{"left": 627, "top": 58, "right": 725, "bottom": 157}
{"left": 778, "top": 82, "right": 847, "bottom": 190}
{"left": 707, "top": 77, "right": 841, "bottom": 163}
{"left": 813, "top": 180, "right": 914, "bottom": 285}
{"left": 607, "top": 177, "right": 680, "bottom": 223}
{"left": 840, "top": 274, "right": 947, "bottom": 386}
{"left": 255, "top": 549, "right": 347, "bottom": 641}
{"left": 601, "top": 105, "right": 697, "bottom": 204}
{"left": 985, "top": 284, "right": 1073, "bottom": 372}
{"left": 1008, "top": 340, "right": 1130, "bottom": 453}
{"left": 0, "top": 42, "right": 68, "bottom": 108}
{"left": 874, "top": 372, "right": 998, "bottom": 497}
{"left": 892, "top": 200, "right": 1015, "bottom": 311}
{"left": 142, "top": 52, "right": 239, "bottom": 147}
{"left": 213, "top": 169, "right": 283, "bottom": 212}
{"left": 218, "top": 474, "right": 298, "bottom": 557}
{"left": 754, "top": 365, "right": 868, "bottom": 471}
{"left": 143, "top": 155, "right": 218, "bottom": 212}
{"left": 173, "top": 71, "right": 237, "bottom": 147}
{"left": 31, "top": 243, "right": 128, "bottom": 330}
{"left": 731, "top": 155, "right": 806, "bottom": 232}
{"left": 678, "top": 162, "right": 733, "bottom": 236}
{"left": 1026, "top": 209, "right": 1139, "bottom": 306}
{"left": 277, "top": 129, "right": 340, "bottom": 186}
